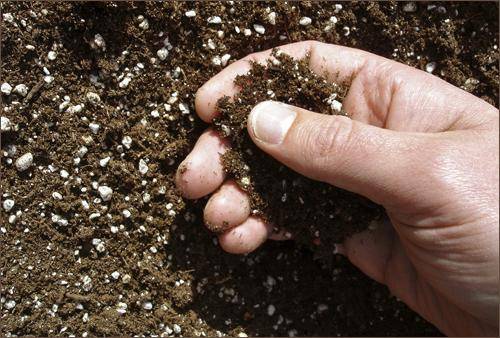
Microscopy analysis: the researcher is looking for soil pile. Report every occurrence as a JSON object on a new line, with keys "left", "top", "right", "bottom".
{"left": 214, "top": 50, "right": 382, "bottom": 252}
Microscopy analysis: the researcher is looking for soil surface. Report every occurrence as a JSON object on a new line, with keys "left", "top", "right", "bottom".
{"left": 1, "top": 1, "right": 498, "bottom": 337}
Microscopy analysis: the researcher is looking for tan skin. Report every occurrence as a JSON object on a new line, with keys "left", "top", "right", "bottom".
{"left": 175, "top": 41, "right": 499, "bottom": 336}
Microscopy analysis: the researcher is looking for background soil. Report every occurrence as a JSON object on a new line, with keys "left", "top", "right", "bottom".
{"left": 1, "top": 1, "right": 498, "bottom": 337}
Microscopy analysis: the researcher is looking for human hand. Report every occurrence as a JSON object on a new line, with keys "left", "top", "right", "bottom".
{"left": 175, "top": 41, "right": 499, "bottom": 336}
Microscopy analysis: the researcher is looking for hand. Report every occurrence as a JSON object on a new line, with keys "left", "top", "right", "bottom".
{"left": 175, "top": 41, "right": 499, "bottom": 336}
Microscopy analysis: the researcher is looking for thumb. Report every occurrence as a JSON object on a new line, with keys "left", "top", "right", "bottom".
{"left": 247, "top": 100, "right": 429, "bottom": 206}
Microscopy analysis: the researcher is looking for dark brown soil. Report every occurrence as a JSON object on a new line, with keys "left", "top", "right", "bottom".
{"left": 1, "top": 1, "right": 498, "bottom": 337}
{"left": 214, "top": 51, "right": 382, "bottom": 252}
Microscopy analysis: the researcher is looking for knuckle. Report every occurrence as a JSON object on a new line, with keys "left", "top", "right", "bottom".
{"left": 301, "top": 116, "right": 353, "bottom": 168}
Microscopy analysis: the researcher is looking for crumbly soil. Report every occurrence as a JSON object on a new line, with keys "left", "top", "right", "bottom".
{"left": 1, "top": 1, "right": 498, "bottom": 337}
{"left": 213, "top": 51, "right": 382, "bottom": 250}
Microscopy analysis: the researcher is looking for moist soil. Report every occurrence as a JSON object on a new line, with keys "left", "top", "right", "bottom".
{"left": 213, "top": 51, "right": 382, "bottom": 252}
{"left": 1, "top": 1, "right": 498, "bottom": 337}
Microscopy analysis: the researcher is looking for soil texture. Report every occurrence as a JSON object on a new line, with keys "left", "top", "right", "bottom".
{"left": 1, "top": 1, "right": 498, "bottom": 336}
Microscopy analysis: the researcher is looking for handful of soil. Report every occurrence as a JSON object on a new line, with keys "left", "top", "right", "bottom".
{"left": 213, "top": 50, "right": 382, "bottom": 256}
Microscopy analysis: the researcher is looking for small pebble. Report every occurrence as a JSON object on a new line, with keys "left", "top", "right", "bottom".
{"left": 15, "top": 152, "right": 33, "bottom": 171}
{"left": 1, "top": 82, "right": 12, "bottom": 95}
{"left": 143, "top": 301, "right": 153, "bottom": 310}
{"left": 111, "top": 271, "right": 120, "bottom": 280}
{"left": 185, "top": 10, "right": 196, "bottom": 17}
{"left": 98, "top": 185, "right": 113, "bottom": 202}
{"left": 299, "top": 17, "right": 312, "bottom": 26}
{"left": 60, "top": 169, "right": 69, "bottom": 178}
{"left": 2, "top": 199, "right": 15, "bottom": 212}
{"left": 122, "top": 209, "right": 131, "bottom": 218}
{"left": 253, "top": 24, "right": 265, "bottom": 34}
{"left": 13, "top": 84, "right": 28, "bottom": 96}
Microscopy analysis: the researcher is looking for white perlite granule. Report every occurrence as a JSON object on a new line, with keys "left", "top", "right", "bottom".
{"left": 3, "top": 199, "right": 15, "bottom": 212}
{"left": 15, "top": 152, "right": 33, "bottom": 171}
{"left": 1, "top": 82, "right": 12, "bottom": 95}
{"left": 207, "top": 16, "right": 222, "bottom": 24}
{"left": 13, "top": 84, "right": 28, "bottom": 96}
{"left": 157, "top": 47, "right": 169, "bottom": 61}
{"left": 253, "top": 24, "right": 265, "bottom": 34}
{"left": 1, "top": 116, "right": 12, "bottom": 132}
{"left": 139, "top": 159, "right": 149, "bottom": 175}
{"left": 299, "top": 17, "right": 312, "bottom": 26}
{"left": 98, "top": 186, "right": 113, "bottom": 202}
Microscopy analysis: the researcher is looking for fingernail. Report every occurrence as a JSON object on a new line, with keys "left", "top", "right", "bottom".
{"left": 249, "top": 101, "right": 296, "bottom": 144}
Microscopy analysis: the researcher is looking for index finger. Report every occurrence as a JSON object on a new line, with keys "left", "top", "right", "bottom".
{"left": 195, "top": 40, "right": 372, "bottom": 123}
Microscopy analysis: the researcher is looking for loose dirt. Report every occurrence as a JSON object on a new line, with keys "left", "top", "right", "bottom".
{"left": 1, "top": 1, "right": 497, "bottom": 336}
